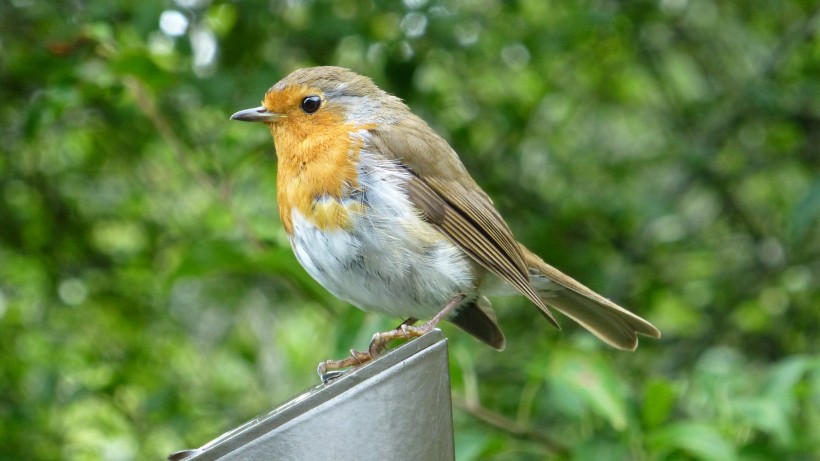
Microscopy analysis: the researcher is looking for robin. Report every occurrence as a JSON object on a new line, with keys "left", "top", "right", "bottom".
{"left": 231, "top": 66, "right": 660, "bottom": 381}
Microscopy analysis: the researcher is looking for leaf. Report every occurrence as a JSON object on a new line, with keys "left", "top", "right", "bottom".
{"left": 454, "top": 432, "right": 491, "bottom": 461}
{"left": 761, "top": 355, "right": 810, "bottom": 406}
{"left": 548, "top": 350, "right": 629, "bottom": 431}
{"left": 642, "top": 378, "right": 678, "bottom": 428}
{"left": 732, "top": 355, "right": 814, "bottom": 448}
{"left": 648, "top": 422, "right": 737, "bottom": 461}
{"left": 205, "top": 4, "right": 238, "bottom": 37}
{"left": 734, "top": 397, "right": 793, "bottom": 447}
{"left": 790, "top": 180, "right": 820, "bottom": 242}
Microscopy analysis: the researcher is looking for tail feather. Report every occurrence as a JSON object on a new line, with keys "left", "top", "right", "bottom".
{"left": 521, "top": 245, "right": 660, "bottom": 350}
{"left": 449, "top": 296, "right": 506, "bottom": 350}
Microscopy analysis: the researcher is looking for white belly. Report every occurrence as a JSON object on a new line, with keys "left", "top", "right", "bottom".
{"left": 288, "top": 152, "right": 477, "bottom": 319}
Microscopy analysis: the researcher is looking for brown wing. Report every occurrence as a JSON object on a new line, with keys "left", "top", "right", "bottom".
{"left": 368, "top": 117, "right": 559, "bottom": 328}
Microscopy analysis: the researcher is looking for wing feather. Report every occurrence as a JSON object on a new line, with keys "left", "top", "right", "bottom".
{"left": 369, "top": 119, "right": 559, "bottom": 327}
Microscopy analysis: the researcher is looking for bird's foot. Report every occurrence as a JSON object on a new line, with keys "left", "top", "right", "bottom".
{"left": 317, "top": 348, "right": 373, "bottom": 383}
{"left": 316, "top": 294, "right": 466, "bottom": 383}
{"left": 316, "top": 317, "right": 420, "bottom": 383}
{"left": 367, "top": 323, "right": 429, "bottom": 357}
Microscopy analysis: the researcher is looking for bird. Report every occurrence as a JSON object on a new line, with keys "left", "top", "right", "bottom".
{"left": 231, "top": 66, "right": 660, "bottom": 381}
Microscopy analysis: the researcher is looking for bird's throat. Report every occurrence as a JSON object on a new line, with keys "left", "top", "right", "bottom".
{"left": 271, "top": 120, "right": 370, "bottom": 234}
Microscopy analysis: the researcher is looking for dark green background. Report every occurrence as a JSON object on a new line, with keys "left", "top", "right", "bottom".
{"left": 1, "top": 1, "right": 818, "bottom": 460}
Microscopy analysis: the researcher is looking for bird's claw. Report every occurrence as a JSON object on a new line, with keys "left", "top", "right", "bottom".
{"left": 316, "top": 348, "right": 373, "bottom": 383}
{"left": 315, "top": 317, "right": 429, "bottom": 383}
{"left": 318, "top": 368, "right": 344, "bottom": 384}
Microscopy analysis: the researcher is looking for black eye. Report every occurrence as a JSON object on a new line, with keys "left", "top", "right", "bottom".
{"left": 301, "top": 96, "right": 322, "bottom": 114}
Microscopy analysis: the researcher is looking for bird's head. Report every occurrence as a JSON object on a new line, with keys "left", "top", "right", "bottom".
{"left": 231, "top": 66, "right": 407, "bottom": 137}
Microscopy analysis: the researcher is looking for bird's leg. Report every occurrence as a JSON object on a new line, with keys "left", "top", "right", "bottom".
{"left": 317, "top": 294, "right": 466, "bottom": 383}
{"left": 316, "top": 317, "right": 420, "bottom": 383}
{"left": 368, "top": 294, "right": 466, "bottom": 356}
{"left": 368, "top": 317, "right": 419, "bottom": 357}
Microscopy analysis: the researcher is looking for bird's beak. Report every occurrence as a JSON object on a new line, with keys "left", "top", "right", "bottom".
{"left": 230, "top": 106, "right": 283, "bottom": 123}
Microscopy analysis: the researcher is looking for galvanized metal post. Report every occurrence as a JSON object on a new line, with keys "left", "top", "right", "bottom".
{"left": 169, "top": 330, "right": 454, "bottom": 461}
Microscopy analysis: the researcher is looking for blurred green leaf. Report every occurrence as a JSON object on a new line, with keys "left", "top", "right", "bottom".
{"left": 548, "top": 350, "right": 628, "bottom": 431}
{"left": 649, "top": 422, "right": 737, "bottom": 461}
{"left": 454, "top": 431, "right": 491, "bottom": 461}
{"left": 735, "top": 398, "right": 793, "bottom": 448}
{"left": 642, "top": 377, "right": 678, "bottom": 428}
{"left": 206, "top": 4, "right": 238, "bottom": 37}
{"left": 762, "top": 356, "right": 811, "bottom": 410}
{"left": 791, "top": 181, "right": 820, "bottom": 242}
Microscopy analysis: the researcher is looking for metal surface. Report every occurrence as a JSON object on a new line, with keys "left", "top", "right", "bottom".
{"left": 169, "top": 330, "right": 454, "bottom": 461}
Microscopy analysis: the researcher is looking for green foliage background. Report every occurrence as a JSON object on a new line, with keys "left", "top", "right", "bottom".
{"left": 1, "top": 1, "right": 819, "bottom": 460}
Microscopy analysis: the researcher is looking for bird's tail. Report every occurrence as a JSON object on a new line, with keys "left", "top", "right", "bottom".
{"left": 521, "top": 245, "right": 660, "bottom": 350}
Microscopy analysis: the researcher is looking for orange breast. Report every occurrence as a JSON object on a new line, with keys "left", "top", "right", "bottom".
{"left": 269, "top": 104, "right": 372, "bottom": 234}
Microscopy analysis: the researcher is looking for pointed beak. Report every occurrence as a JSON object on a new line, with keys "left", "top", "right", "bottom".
{"left": 230, "top": 106, "right": 283, "bottom": 123}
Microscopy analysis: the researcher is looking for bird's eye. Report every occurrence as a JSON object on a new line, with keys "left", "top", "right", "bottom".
{"left": 300, "top": 96, "right": 322, "bottom": 114}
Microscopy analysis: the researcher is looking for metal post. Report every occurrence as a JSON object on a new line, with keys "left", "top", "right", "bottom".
{"left": 169, "top": 330, "right": 454, "bottom": 461}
